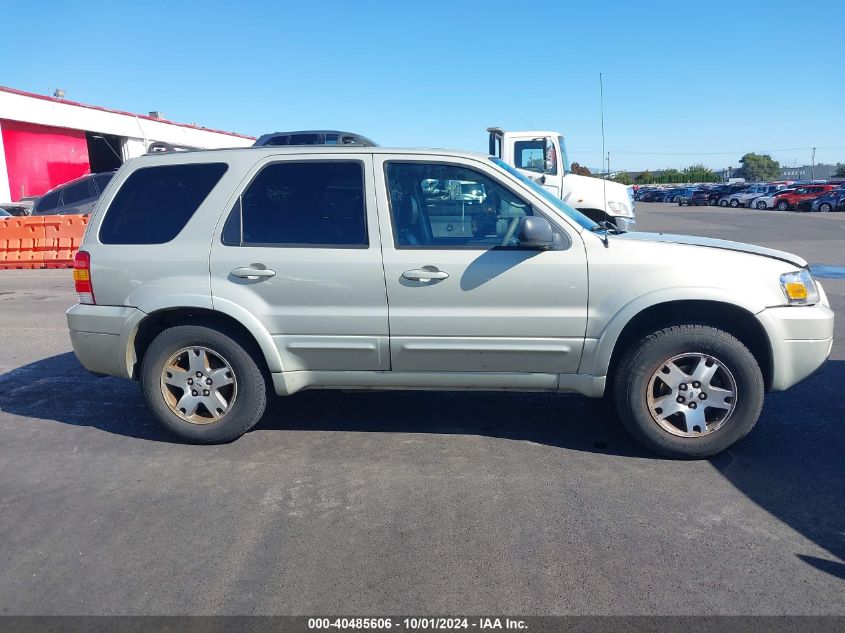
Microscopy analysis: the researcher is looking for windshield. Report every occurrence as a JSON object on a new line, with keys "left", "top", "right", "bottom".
{"left": 490, "top": 157, "right": 597, "bottom": 230}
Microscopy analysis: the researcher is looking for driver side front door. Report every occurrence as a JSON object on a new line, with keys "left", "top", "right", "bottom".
{"left": 374, "top": 155, "right": 588, "bottom": 375}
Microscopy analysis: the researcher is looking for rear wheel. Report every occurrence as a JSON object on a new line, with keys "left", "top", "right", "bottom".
{"left": 614, "top": 324, "right": 764, "bottom": 458}
{"left": 756, "top": 200, "right": 767, "bottom": 210}
{"left": 140, "top": 324, "right": 268, "bottom": 443}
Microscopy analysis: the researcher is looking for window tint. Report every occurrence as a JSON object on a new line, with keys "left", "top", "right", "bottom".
{"left": 34, "top": 190, "right": 61, "bottom": 214}
{"left": 61, "top": 179, "right": 94, "bottom": 205}
{"left": 93, "top": 173, "right": 114, "bottom": 195}
{"left": 223, "top": 161, "right": 367, "bottom": 247}
{"left": 100, "top": 163, "right": 227, "bottom": 244}
{"left": 287, "top": 133, "right": 322, "bottom": 145}
{"left": 386, "top": 162, "right": 537, "bottom": 248}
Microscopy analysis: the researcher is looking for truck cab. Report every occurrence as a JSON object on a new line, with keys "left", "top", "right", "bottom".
{"left": 487, "top": 128, "right": 636, "bottom": 231}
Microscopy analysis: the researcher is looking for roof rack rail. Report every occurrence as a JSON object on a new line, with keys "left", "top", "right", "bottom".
{"left": 146, "top": 141, "right": 201, "bottom": 154}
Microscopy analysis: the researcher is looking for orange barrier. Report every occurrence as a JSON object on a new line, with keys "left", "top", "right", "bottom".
{"left": 0, "top": 214, "right": 89, "bottom": 269}
{"left": 42, "top": 215, "right": 89, "bottom": 268}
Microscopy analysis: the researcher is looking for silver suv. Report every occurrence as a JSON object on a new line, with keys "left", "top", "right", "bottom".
{"left": 67, "top": 147, "right": 834, "bottom": 458}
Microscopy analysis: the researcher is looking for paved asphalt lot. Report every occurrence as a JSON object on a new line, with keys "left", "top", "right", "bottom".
{"left": 0, "top": 203, "right": 843, "bottom": 615}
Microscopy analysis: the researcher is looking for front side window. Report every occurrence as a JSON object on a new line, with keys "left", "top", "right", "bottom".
{"left": 223, "top": 161, "right": 367, "bottom": 248}
{"left": 93, "top": 173, "right": 114, "bottom": 195}
{"left": 100, "top": 163, "right": 227, "bottom": 244}
{"left": 33, "top": 190, "right": 61, "bottom": 214}
{"left": 386, "top": 162, "right": 542, "bottom": 249}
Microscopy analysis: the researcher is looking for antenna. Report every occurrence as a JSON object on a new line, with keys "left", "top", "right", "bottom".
{"left": 600, "top": 73, "right": 607, "bottom": 215}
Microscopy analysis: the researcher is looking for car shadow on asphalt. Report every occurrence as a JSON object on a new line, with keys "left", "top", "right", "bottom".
{"left": 1, "top": 353, "right": 843, "bottom": 579}
{"left": 710, "top": 359, "right": 845, "bottom": 580}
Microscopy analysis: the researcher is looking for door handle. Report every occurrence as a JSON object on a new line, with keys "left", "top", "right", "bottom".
{"left": 231, "top": 266, "right": 276, "bottom": 279}
{"left": 402, "top": 267, "right": 449, "bottom": 281}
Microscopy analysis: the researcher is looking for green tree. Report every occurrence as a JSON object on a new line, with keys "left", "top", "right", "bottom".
{"left": 660, "top": 168, "right": 682, "bottom": 184}
{"left": 611, "top": 171, "right": 633, "bottom": 185}
{"left": 682, "top": 163, "right": 716, "bottom": 183}
{"left": 636, "top": 170, "right": 654, "bottom": 184}
{"left": 738, "top": 153, "right": 781, "bottom": 181}
{"left": 835, "top": 163, "right": 845, "bottom": 178}
{"left": 569, "top": 161, "right": 593, "bottom": 177}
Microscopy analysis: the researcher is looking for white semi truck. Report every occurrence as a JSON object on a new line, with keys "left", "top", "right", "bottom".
{"left": 487, "top": 128, "right": 636, "bottom": 231}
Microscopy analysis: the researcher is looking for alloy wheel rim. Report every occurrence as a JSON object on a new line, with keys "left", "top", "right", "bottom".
{"left": 646, "top": 353, "right": 738, "bottom": 438}
{"left": 160, "top": 346, "right": 237, "bottom": 424}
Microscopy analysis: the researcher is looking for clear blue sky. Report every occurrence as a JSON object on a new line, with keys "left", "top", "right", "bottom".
{"left": 2, "top": 0, "right": 843, "bottom": 171}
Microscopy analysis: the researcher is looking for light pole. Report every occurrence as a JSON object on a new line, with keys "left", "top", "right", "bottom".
{"left": 811, "top": 147, "right": 816, "bottom": 180}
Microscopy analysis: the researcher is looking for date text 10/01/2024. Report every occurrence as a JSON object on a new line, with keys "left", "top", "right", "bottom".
{"left": 307, "top": 618, "right": 528, "bottom": 630}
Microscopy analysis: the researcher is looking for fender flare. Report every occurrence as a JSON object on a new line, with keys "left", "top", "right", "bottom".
{"left": 582, "top": 287, "right": 768, "bottom": 378}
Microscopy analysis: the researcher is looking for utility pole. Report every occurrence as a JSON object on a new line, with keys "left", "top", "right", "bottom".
{"left": 811, "top": 147, "right": 816, "bottom": 180}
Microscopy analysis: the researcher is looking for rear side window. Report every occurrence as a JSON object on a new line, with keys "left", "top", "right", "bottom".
{"left": 100, "top": 163, "right": 227, "bottom": 244}
{"left": 222, "top": 161, "right": 367, "bottom": 248}
{"left": 61, "top": 179, "right": 94, "bottom": 205}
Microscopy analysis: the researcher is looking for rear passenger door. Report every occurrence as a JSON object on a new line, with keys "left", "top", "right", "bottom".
{"left": 209, "top": 154, "right": 390, "bottom": 372}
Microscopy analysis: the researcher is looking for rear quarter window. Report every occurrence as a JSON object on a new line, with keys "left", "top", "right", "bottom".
{"left": 99, "top": 163, "right": 227, "bottom": 244}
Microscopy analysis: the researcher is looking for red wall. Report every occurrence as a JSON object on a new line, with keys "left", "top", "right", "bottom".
{"left": 1, "top": 119, "right": 90, "bottom": 201}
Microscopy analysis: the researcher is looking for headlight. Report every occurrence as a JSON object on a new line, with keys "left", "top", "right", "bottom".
{"left": 779, "top": 270, "right": 819, "bottom": 305}
{"left": 608, "top": 201, "right": 633, "bottom": 217}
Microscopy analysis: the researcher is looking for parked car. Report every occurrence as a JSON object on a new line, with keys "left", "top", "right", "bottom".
{"left": 753, "top": 189, "right": 796, "bottom": 210}
{"left": 0, "top": 196, "right": 37, "bottom": 216}
{"left": 66, "top": 146, "right": 833, "bottom": 459}
{"left": 678, "top": 189, "right": 709, "bottom": 206}
{"left": 30, "top": 172, "right": 115, "bottom": 216}
{"left": 708, "top": 184, "right": 748, "bottom": 205}
{"left": 797, "top": 188, "right": 845, "bottom": 213}
{"left": 253, "top": 130, "right": 378, "bottom": 147}
{"left": 773, "top": 185, "right": 838, "bottom": 211}
{"left": 727, "top": 184, "right": 785, "bottom": 208}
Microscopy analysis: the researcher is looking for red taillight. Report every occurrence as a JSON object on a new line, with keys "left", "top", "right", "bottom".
{"left": 73, "top": 250, "right": 95, "bottom": 305}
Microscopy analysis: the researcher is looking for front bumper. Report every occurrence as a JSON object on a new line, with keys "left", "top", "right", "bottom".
{"left": 66, "top": 304, "right": 147, "bottom": 378}
{"left": 756, "top": 292, "right": 835, "bottom": 392}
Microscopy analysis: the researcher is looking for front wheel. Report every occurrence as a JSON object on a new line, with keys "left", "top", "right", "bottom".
{"left": 140, "top": 324, "right": 268, "bottom": 443}
{"left": 777, "top": 201, "right": 789, "bottom": 211}
{"left": 613, "top": 324, "right": 764, "bottom": 458}
{"left": 756, "top": 201, "right": 767, "bottom": 210}
{"left": 730, "top": 199, "right": 740, "bottom": 208}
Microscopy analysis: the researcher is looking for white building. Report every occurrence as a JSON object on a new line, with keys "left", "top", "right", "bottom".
{"left": 0, "top": 86, "right": 255, "bottom": 203}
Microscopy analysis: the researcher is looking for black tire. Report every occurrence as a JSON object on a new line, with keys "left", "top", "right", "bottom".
{"left": 719, "top": 200, "right": 729, "bottom": 207}
{"left": 777, "top": 201, "right": 789, "bottom": 211}
{"left": 613, "top": 324, "right": 764, "bottom": 459}
{"left": 140, "top": 324, "right": 268, "bottom": 443}
{"left": 729, "top": 199, "right": 739, "bottom": 207}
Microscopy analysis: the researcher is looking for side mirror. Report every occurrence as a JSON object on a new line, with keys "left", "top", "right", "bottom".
{"left": 518, "top": 216, "right": 555, "bottom": 249}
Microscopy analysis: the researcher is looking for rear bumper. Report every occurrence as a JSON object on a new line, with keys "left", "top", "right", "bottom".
{"left": 66, "top": 304, "right": 146, "bottom": 378}
{"left": 756, "top": 294, "right": 835, "bottom": 392}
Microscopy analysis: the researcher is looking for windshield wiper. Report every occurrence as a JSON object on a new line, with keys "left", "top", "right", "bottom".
{"left": 590, "top": 220, "right": 625, "bottom": 247}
